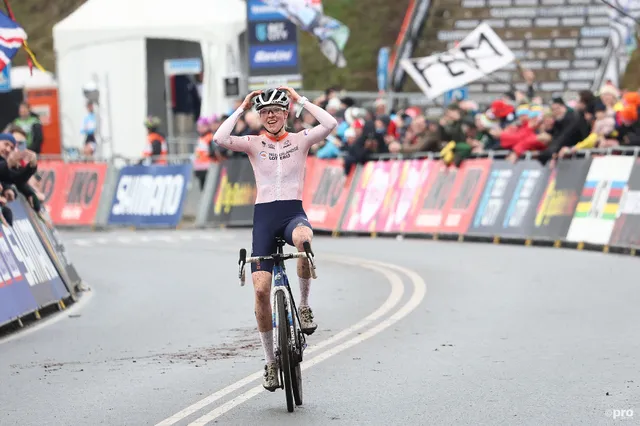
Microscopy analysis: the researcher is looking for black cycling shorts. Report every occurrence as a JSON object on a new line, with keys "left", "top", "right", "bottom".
{"left": 251, "top": 200, "right": 312, "bottom": 273}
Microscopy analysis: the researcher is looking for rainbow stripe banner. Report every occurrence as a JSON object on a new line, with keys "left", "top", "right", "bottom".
{"left": 574, "top": 180, "right": 626, "bottom": 220}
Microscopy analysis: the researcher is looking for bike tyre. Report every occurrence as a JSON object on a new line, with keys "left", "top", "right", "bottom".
{"left": 277, "top": 290, "right": 294, "bottom": 412}
{"left": 291, "top": 360, "right": 303, "bottom": 406}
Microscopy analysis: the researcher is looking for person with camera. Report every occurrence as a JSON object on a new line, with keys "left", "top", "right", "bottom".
{"left": 0, "top": 133, "right": 40, "bottom": 225}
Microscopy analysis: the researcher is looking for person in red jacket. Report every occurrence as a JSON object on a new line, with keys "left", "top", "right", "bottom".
{"left": 500, "top": 105, "right": 548, "bottom": 162}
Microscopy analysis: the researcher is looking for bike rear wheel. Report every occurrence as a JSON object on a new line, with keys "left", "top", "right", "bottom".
{"left": 276, "top": 291, "right": 294, "bottom": 412}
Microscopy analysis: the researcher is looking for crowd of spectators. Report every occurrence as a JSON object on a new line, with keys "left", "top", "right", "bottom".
{"left": 194, "top": 73, "right": 640, "bottom": 175}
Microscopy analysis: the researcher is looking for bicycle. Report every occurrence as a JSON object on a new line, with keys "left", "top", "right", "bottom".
{"left": 238, "top": 238, "right": 317, "bottom": 413}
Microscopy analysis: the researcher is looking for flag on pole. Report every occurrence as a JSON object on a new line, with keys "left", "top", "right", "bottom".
{"left": 1, "top": 0, "right": 45, "bottom": 74}
{"left": 0, "top": 10, "right": 26, "bottom": 72}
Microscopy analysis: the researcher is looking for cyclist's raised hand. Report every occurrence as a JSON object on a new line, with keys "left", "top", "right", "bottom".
{"left": 278, "top": 86, "right": 301, "bottom": 103}
{"left": 241, "top": 90, "right": 263, "bottom": 111}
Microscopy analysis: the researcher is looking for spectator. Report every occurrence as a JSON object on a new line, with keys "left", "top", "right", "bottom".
{"left": 539, "top": 97, "right": 591, "bottom": 165}
{"left": 81, "top": 102, "right": 98, "bottom": 158}
{"left": 500, "top": 104, "right": 548, "bottom": 162}
{"left": 10, "top": 102, "right": 43, "bottom": 154}
{"left": 471, "top": 112, "right": 501, "bottom": 152}
{"left": 389, "top": 115, "right": 440, "bottom": 154}
{"left": 438, "top": 103, "right": 466, "bottom": 144}
{"left": 7, "top": 125, "right": 45, "bottom": 202}
{"left": 560, "top": 101, "right": 616, "bottom": 156}
{"left": 615, "top": 104, "right": 640, "bottom": 147}
{"left": 599, "top": 83, "right": 623, "bottom": 119}
{"left": 141, "top": 116, "right": 168, "bottom": 165}
{"left": 0, "top": 133, "right": 39, "bottom": 222}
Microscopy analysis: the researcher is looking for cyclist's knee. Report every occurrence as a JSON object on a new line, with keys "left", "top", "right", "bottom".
{"left": 252, "top": 271, "right": 271, "bottom": 302}
{"left": 292, "top": 225, "right": 313, "bottom": 250}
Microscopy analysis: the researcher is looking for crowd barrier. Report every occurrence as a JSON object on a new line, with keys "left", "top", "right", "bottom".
{"left": 36, "top": 152, "right": 640, "bottom": 253}
{"left": 0, "top": 195, "right": 84, "bottom": 330}
{"left": 192, "top": 153, "right": 640, "bottom": 254}
{"left": 37, "top": 161, "right": 196, "bottom": 229}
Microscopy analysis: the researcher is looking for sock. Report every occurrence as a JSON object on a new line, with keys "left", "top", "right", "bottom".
{"left": 299, "top": 277, "right": 311, "bottom": 307}
{"left": 260, "top": 330, "right": 275, "bottom": 363}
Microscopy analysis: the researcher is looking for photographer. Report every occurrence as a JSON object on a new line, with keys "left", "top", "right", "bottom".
{"left": 0, "top": 133, "right": 40, "bottom": 224}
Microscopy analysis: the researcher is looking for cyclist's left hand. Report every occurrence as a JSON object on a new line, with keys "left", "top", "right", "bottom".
{"left": 278, "top": 86, "right": 301, "bottom": 102}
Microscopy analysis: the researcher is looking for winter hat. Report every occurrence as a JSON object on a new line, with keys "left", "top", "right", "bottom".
{"left": 599, "top": 84, "right": 620, "bottom": 99}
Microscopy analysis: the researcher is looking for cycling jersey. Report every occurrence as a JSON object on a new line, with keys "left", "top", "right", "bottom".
{"left": 213, "top": 101, "right": 338, "bottom": 204}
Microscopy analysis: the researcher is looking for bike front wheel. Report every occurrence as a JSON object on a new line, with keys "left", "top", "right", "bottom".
{"left": 276, "top": 290, "right": 294, "bottom": 412}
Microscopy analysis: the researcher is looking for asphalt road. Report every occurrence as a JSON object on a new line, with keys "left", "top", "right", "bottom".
{"left": 1, "top": 229, "right": 639, "bottom": 426}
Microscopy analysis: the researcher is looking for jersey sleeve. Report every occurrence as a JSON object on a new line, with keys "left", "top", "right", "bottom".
{"left": 213, "top": 107, "right": 250, "bottom": 152}
{"left": 299, "top": 101, "right": 338, "bottom": 150}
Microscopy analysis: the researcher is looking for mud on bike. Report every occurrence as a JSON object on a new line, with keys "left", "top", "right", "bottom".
{"left": 238, "top": 238, "right": 317, "bottom": 412}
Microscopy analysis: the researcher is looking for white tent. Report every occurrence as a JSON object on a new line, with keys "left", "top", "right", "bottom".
{"left": 53, "top": 0, "right": 247, "bottom": 159}
{"left": 10, "top": 66, "right": 57, "bottom": 89}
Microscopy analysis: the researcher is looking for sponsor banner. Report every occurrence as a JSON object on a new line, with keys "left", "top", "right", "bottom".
{"left": 247, "top": 0, "right": 288, "bottom": 21}
{"left": 48, "top": 163, "right": 108, "bottom": 226}
{"left": 408, "top": 159, "right": 491, "bottom": 234}
{"left": 24, "top": 199, "right": 83, "bottom": 296}
{"left": 610, "top": 158, "right": 640, "bottom": 248}
{"left": 108, "top": 164, "right": 192, "bottom": 228}
{"left": 377, "top": 159, "right": 433, "bottom": 234}
{"left": 249, "top": 44, "right": 299, "bottom": 70}
{"left": 499, "top": 160, "right": 551, "bottom": 237}
{"left": 248, "top": 21, "right": 298, "bottom": 45}
{"left": 531, "top": 158, "right": 592, "bottom": 240}
{"left": 400, "top": 23, "right": 515, "bottom": 100}
{"left": 566, "top": 156, "right": 635, "bottom": 245}
{"left": 2, "top": 199, "right": 69, "bottom": 308}
{"left": 469, "top": 160, "right": 519, "bottom": 235}
{"left": 341, "top": 161, "right": 403, "bottom": 233}
{"left": 207, "top": 158, "right": 257, "bottom": 226}
{"left": 246, "top": 0, "right": 302, "bottom": 88}
{"left": 36, "top": 160, "right": 65, "bottom": 219}
{"left": 303, "top": 159, "right": 355, "bottom": 231}
{"left": 0, "top": 222, "right": 39, "bottom": 325}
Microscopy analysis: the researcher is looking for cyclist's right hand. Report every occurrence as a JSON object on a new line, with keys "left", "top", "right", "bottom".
{"left": 241, "top": 90, "right": 263, "bottom": 111}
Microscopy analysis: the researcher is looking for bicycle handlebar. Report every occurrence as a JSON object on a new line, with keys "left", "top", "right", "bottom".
{"left": 238, "top": 242, "right": 317, "bottom": 286}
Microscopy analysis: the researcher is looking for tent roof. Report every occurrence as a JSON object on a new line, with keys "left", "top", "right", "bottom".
{"left": 10, "top": 66, "right": 57, "bottom": 89}
{"left": 53, "top": 0, "right": 247, "bottom": 53}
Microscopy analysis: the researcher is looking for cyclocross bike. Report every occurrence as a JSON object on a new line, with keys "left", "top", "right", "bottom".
{"left": 238, "top": 238, "right": 317, "bottom": 412}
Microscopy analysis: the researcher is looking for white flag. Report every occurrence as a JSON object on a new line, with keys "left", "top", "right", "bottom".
{"left": 400, "top": 23, "right": 515, "bottom": 100}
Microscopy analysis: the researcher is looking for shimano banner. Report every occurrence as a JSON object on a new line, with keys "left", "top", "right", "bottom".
{"left": 108, "top": 164, "right": 192, "bottom": 228}
{"left": 246, "top": 0, "right": 303, "bottom": 90}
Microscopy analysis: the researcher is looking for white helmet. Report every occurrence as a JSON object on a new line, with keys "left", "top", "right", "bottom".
{"left": 253, "top": 88, "right": 290, "bottom": 111}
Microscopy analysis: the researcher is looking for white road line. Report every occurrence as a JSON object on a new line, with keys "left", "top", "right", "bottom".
{"left": 187, "top": 259, "right": 427, "bottom": 425}
{"left": 179, "top": 235, "right": 194, "bottom": 241}
{"left": 154, "top": 259, "right": 405, "bottom": 426}
{"left": 116, "top": 236, "right": 134, "bottom": 244}
{"left": 71, "top": 239, "right": 93, "bottom": 247}
{"left": 153, "top": 235, "right": 176, "bottom": 243}
{"left": 94, "top": 237, "right": 109, "bottom": 244}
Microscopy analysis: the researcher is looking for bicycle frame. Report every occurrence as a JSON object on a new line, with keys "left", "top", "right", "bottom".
{"left": 271, "top": 250, "right": 305, "bottom": 362}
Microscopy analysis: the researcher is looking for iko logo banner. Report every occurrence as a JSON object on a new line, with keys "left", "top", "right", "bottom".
{"left": 108, "top": 164, "right": 192, "bottom": 228}
{"left": 249, "top": 44, "right": 298, "bottom": 69}
{"left": 246, "top": 0, "right": 286, "bottom": 21}
{"left": 250, "top": 21, "right": 297, "bottom": 44}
